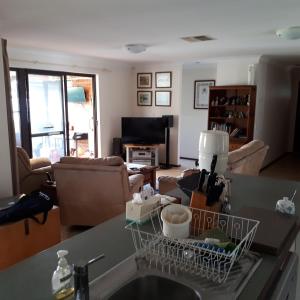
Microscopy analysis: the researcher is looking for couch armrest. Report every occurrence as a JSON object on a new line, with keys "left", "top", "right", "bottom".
{"left": 31, "top": 166, "right": 52, "bottom": 174}
{"left": 30, "top": 158, "right": 51, "bottom": 170}
{"left": 129, "top": 174, "right": 144, "bottom": 194}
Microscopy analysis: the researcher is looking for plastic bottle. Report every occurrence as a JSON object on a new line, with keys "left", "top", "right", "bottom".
{"left": 52, "top": 250, "right": 74, "bottom": 300}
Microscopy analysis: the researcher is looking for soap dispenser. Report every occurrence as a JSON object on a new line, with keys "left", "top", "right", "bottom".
{"left": 52, "top": 250, "right": 74, "bottom": 300}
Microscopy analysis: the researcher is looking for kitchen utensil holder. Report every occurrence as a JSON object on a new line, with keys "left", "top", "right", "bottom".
{"left": 126, "top": 205, "right": 259, "bottom": 283}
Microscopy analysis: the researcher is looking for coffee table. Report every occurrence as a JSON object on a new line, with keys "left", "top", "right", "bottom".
{"left": 126, "top": 163, "right": 157, "bottom": 189}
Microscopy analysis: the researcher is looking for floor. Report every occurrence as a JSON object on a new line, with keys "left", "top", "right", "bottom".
{"left": 61, "top": 153, "right": 300, "bottom": 240}
{"left": 260, "top": 153, "right": 300, "bottom": 181}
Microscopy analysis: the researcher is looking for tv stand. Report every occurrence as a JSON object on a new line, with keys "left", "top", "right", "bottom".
{"left": 124, "top": 144, "right": 159, "bottom": 166}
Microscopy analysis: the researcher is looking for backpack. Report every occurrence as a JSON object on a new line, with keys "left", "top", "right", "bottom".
{"left": 0, "top": 191, "right": 54, "bottom": 225}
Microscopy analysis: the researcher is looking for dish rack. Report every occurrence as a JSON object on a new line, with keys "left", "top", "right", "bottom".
{"left": 125, "top": 205, "right": 259, "bottom": 283}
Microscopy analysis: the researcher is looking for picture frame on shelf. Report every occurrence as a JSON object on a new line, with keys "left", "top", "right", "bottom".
{"left": 155, "top": 71, "right": 172, "bottom": 88}
{"left": 155, "top": 91, "right": 171, "bottom": 107}
{"left": 194, "top": 80, "right": 215, "bottom": 109}
{"left": 137, "top": 73, "right": 152, "bottom": 88}
{"left": 137, "top": 91, "right": 152, "bottom": 106}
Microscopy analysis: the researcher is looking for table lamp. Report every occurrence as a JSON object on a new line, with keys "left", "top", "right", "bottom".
{"left": 198, "top": 129, "right": 229, "bottom": 174}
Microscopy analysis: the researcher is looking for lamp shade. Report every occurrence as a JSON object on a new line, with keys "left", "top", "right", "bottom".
{"left": 198, "top": 130, "right": 229, "bottom": 174}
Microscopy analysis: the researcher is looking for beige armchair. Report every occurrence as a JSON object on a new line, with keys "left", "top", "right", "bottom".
{"left": 17, "top": 147, "right": 52, "bottom": 194}
{"left": 53, "top": 156, "right": 144, "bottom": 226}
{"left": 158, "top": 140, "right": 269, "bottom": 194}
{"left": 228, "top": 140, "right": 269, "bottom": 176}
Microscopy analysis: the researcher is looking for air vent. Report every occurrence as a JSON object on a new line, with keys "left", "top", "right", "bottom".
{"left": 181, "top": 35, "right": 215, "bottom": 42}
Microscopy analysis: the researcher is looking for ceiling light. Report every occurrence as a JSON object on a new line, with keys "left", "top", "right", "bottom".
{"left": 125, "top": 44, "right": 147, "bottom": 54}
{"left": 181, "top": 35, "right": 215, "bottom": 42}
{"left": 276, "top": 26, "right": 300, "bottom": 40}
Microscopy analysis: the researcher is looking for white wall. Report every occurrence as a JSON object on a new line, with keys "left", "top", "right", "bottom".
{"left": 254, "top": 57, "right": 292, "bottom": 165}
{"left": 131, "top": 64, "right": 182, "bottom": 165}
{"left": 216, "top": 57, "right": 259, "bottom": 85}
{"left": 180, "top": 64, "right": 217, "bottom": 159}
{"left": 0, "top": 40, "right": 13, "bottom": 197}
{"left": 8, "top": 46, "right": 133, "bottom": 157}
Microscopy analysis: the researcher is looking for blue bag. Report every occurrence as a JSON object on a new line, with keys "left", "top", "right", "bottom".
{"left": 0, "top": 191, "right": 54, "bottom": 225}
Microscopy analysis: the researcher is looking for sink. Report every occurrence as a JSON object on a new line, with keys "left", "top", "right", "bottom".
{"left": 89, "top": 252, "right": 262, "bottom": 300}
{"left": 108, "top": 275, "right": 201, "bottom": 300}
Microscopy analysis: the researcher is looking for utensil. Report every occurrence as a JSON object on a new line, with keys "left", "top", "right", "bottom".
{"left": 206, "top": 155, "right": 218, "bottom": 193}
{"left": 197, "top": 169, "right": 207, "bottom": 192}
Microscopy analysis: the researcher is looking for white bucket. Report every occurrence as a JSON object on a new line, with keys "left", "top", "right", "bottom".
{"left": 160, "top": 204, "right": 192, "bottom": 239}
{"left": 198, "top": 130, "right": 229, "bottom": 174}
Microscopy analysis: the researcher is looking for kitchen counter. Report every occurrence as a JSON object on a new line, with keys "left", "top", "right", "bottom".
{"left": 0, "top": 174, "right": 299, "bottom": 300}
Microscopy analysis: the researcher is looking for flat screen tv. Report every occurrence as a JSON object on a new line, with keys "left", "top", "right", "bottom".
{"left": 122, "top": 117, "right": 165, "bottom": 144}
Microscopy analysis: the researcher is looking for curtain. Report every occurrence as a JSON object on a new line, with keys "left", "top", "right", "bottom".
{"left": 1, "top": 39, "right": 19, "bottom": 195}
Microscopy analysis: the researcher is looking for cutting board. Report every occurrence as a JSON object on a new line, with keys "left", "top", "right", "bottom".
{"left": 236, "top": 206, "right": 298, "bottom": 256}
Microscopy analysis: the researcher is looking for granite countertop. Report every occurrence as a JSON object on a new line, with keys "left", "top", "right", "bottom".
{"left": 0, "top": 174, "right": 299, "bottom": 300}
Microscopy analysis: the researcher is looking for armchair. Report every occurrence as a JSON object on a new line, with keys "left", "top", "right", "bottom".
{"left": 17, "top": 147, "right": 52, "bottom": 194}
{"left": 53, "top": 156, "right": 144, "bottom": 226}
{"left": 158, "top": 140, "right": 269, "bottom": 194}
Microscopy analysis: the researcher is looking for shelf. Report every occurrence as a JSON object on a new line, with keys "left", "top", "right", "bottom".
{"left": 211, "top": 105, "right": 249, "bottom": 109}
{"left": 208, "top": 85, "right": 256, "bottom": 151}
{"left": 209, "top": 117, "right": 247, "bottom": 122}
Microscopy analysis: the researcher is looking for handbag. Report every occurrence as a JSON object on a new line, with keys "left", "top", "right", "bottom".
{"left": 0, "top": 191, "right": 54, "bottom": 225}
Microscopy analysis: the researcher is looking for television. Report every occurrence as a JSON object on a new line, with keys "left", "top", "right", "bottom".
{"left": 122, "top": 117, "right": 165, "bottom": 144}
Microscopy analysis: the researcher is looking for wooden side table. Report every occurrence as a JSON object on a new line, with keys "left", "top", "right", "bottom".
{"left": 127, "top": 164, "right": 157, "bottom": 189}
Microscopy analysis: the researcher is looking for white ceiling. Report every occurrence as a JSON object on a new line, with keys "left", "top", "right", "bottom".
{"left": 1, "top": 0, "right": 300, "bottom": 63}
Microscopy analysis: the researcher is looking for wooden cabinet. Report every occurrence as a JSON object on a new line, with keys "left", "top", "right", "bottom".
{"left": 208, "top": 85, "right": 256, "bottom": 151}
{"left": 0, "top": 206, "right": 61, "bottom": 270}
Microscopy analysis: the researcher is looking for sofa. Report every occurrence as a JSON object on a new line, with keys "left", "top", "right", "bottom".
{"left": 158, "top": 140, "right": 269, "bottom": 194}
{"left": 53, "top": 156, "right": 144, "bottom": 226}
{"left": 17, "top": 147, "right": 52, "bottom": 194}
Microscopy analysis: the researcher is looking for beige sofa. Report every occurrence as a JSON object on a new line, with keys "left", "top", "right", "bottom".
{"left": 158, "top": 140, "right": 269, "bottom": 194}
{"left": 17, "top": 147, "right": 52, "bottom": 194}
{"left": 53, "top": 156, "right": 144, "bottom": 226}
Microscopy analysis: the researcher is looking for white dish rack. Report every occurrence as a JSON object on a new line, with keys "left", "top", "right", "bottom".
{"left": 125, "top": 205, "right": 259, "bottom": 283}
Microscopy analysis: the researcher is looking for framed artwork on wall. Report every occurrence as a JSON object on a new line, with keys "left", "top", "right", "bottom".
{"left": 137, "top": 73, "right": 152, "bottom": 88}
{"left": 155, "top": 91, "right": 171, "bottom": 106}
{"left": 155, "top": 71, "right": 172, "bottom": 88}
{"left": 194, "top": 80, "right": 215, "bottom": 109}
{"left": 137, "top": 91, "right": 152, "bottom": 106}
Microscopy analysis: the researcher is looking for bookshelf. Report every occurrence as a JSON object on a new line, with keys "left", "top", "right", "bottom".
{"left": 208, "top": 85, "right": 256, "bottom": 151}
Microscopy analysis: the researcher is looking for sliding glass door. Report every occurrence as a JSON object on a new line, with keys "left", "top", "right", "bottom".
{"left": 10, "top": 69, "right": 98, "bottom": 162}
{"left": 66, "top": 75, "right": 96, "bottom": 158}
{"left": 27, "top": 73, "right": 65, "bottom": 162}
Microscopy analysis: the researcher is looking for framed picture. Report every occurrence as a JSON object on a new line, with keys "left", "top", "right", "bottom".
{"left": 155, "top": 91, "right": 171, "bottom": 107}
{"left": 194, "top": 80, "right": 215, "bottom": 109}
{"left": 137, "top": 91, "right": 152, "bottom": 106}
{"left": 137, "top": 73, "right": 152, "bottom": 88}
{"left": 155, "top": 72, "right": 172, "bottom": 88}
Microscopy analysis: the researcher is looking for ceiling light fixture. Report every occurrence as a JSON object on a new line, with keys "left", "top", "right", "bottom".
{"left": 125, "top": 44, "right": 147, "bottom": 54}
{"left": 276, "top": 26, "right": 300, "bottom": 40}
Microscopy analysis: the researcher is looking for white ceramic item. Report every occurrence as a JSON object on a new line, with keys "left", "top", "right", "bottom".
{"left": 161, "top": 204, "right": 192, "bottom": 239}
{"left": 198, "top": 129, "right": 229, "bottom": 174}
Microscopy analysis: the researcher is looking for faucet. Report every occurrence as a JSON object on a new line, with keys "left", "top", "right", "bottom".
{"left": 73, "top": 253, "right": 105, "bottom": 300}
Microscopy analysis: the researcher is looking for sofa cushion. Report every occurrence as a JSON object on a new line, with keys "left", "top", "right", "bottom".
{"left": 59, "top": 156, "right": 124, "bottom": 166}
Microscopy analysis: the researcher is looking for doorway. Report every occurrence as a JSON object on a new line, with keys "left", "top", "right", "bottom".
{"left": 10, "top": 69, "right": 98, "bottom": 162}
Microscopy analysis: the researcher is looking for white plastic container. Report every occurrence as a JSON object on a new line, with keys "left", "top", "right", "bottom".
{"left": 160, "top": 204, "right": 192, "bottom": 239}
{"left": 198, "top": 130, "right": 229, "bottom": 174}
